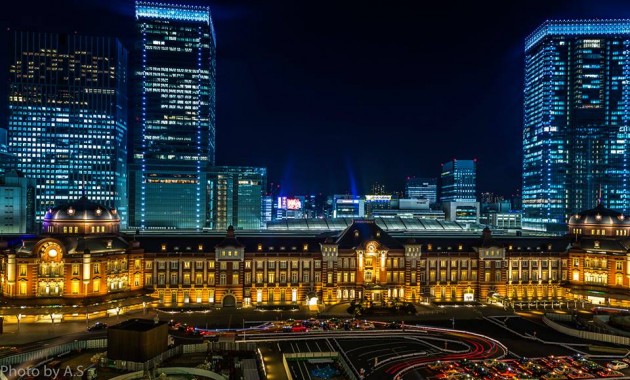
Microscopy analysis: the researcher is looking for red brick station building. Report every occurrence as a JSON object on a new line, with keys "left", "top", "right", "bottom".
{"left": 0, "top": 197, "right": 629, "bottom": 323}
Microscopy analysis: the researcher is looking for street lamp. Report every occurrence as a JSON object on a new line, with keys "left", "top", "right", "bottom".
{"left": 17, "top": 313, "right": 22, "bottom": 331}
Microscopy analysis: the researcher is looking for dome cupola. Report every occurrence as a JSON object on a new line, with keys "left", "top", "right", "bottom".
{"left": 42, "top": 196, "right": 120, "bottom": 235}
{"left": 568, "top": 202, "right": 629, "bottom": 237}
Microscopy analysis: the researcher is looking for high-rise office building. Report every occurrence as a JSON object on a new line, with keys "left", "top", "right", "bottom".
{"left": 262, "top": 195, "right": 273, "bottom": 224}
{"left": 333, "top": 195, "right": 365, "bottom": 218}
{"left": 208, "top": 166, "right": 266, "bottom": 230}
{"left": 8, "top": 32, "right": 128, "bottom": 226}
{"left": 440, "top": 160, "right": 476, "bottom": 202}
{"left": 275, "top": 196, "right": 305, "bottom": 220}
{"left": 405, "top": 177, "right": 437, "bottom": 204}
{"left": 130, "top": 1, "right": 216, "bottom": 229}
{"left": 523, "top": 20, "right": 630, "bottom": 232}
{"left": 0, "top": 170, "right": 35, "bottom": 233}
{"left": 364, "top": 195, "right": 392, "bottom": 217}
{"left": 0, "top": 129, "right": 17, "bottom": 174}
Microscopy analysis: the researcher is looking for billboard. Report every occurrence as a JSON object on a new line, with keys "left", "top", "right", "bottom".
{"left": 286, "top": 198, "right": 302, "bottom": 210}
{"left": 277, "top": 197, "right": 303, "bottom": 210}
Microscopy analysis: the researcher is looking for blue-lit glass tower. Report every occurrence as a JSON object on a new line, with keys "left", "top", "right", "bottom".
{"left": 7, "top": 32, "right": 128, "bottom": 226}
{"left": 405, "top": 177, "right": 437, "bottom": 204}
{"left": 207, "top": 166, "right": 267, "bottom": 230}
{"left": 440, "top": 160, "right": 476, "bottom": 202}
{"left": 523, "top": 20, "right": 630, "bottom": 232}
{"left": 131, "top": 1, "right": 216, "bottom": 229}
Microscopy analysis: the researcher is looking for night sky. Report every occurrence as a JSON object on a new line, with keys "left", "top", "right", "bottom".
{"left": 2, "top": 0, "right": 629, "bottom": 197}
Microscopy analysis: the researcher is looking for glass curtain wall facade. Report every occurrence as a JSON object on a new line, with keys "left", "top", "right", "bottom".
{"left": 7, "top": 32, "right": 128, "bottom": 226}
{"left": 131, "top": 2, "right": 216, "bottom": 229}
{"left": 0, "top": 129, "right": 17, "bottom": 174}
{"left": 440, "top": 160, "right": 476, "bottom": 202}
{"left": 523, "top": 20, "right": 630, "bottom": 232}
{"left": 207, "top": 166, "right": 267, "bottom": 230}
{"left": 405, "top": 177, "right": 437, "bottom": 203}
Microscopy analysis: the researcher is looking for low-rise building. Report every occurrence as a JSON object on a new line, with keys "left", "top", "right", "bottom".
{"left": 1, "top": 198, "right": 629, "bottom": 322}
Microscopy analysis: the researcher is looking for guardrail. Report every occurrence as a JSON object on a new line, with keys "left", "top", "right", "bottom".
{"left": 543, "top": 313, "right": 630, "bottom": 346}
{"left": 0, "top": 339, "right": 106, "bottom": 366}
{"left": 109, "top": 346, "right": 182, "bottom": 372}
{"left": 182, "top": 341, "right": 257, "bottom": 354}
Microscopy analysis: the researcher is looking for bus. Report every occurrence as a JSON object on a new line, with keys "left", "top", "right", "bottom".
{"left": 591, "top": 306, "right": 630, "bottom": 315}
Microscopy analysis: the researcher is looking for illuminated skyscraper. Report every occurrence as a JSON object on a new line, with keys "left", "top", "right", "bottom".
{"left": 405, "top": 177, "right": 437, "bottom": 204}
{"left": 440, "top": 160, "right": 476, "bottom": 202}
{"left": 523, "top": 20, "right": 630, "bottom": 232}
{"left": 0, "top": 129, "right": 17, "bottom": 174}
{"left": 130, "top": 1, "right": 216, "bottom": 229}
{"left": 7, "top": 31, "right": 128, "bottom": 226}
{"left": 207, "top": 166, "right": 267, "bottom": 230}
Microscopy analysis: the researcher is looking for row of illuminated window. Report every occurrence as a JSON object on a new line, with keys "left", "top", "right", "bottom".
{"left": 146, "top": 83, "right": 199, "bottom": 90}
{"left": 159, "top": 94, "right": 199, "bottom": 99}
{"left": 511, "top": 267, "right": 558, "bottom": 282}
{"left": 425, "top": 258, "right": 560, "bottom": 269}
{"left": 144, "top": 67, "right": 209, "bottom": 74}
{"left": 426, "top": 269, "right": 479, "bottom": 282}
{"left": 150, "top": 259, "right": 321, "bottom": 272}
{"left": 22, "top": 259, "right": 138, "bottom": 278}
{"left": 160, "top": 104, "right": 199, "bottom": 110}
{"left": 158, "top": 100, "right": 200, "bottom": 106}
{"left": 150, "top": 271, "right": 309, "bottom": 287}
{"left": 571, "top": 270, "right": 623, "bottom": 285}
{"left": 572, "top": 257, "right": 626, "bottom": 271}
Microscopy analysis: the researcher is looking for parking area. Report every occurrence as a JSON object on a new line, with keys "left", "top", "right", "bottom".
{"left": 418, "top": 356, "right": 630, "bottom": 380}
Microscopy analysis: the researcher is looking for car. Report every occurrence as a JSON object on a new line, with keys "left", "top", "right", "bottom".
{"left": 542, "top": 373, "right": 568, "bottom": 380}
{"left": 291, "top": 325, "right": 308, "bottom": 332}
{"left": 606, "top": 361, "right": 628, "bottom": 371}
{"left": 87, "top": 322, "right": 108, "bottom": 331}
{"left": 472, "top": 365, "right": 489, "bottom": 377}
{"left": 0, "top": 346, "right": 18, "bottom": 354}
{"left": 597, "top": 368, "right": 624, "bottom": 378}
{"left": 566, "top": 369, "right": 593, "bottom": 379}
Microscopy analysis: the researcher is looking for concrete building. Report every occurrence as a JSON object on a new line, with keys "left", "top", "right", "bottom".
{"left": 442, "top": 201, "right": 480, "bottom": 224}
{"left": 405, "top": 177, "right": 437, "bottom": 204}
{"left": 207, "top": 166, "right": 267, "bottom": 230}
{"left": 0, "top": 170, "right": 35, "bottom": 233}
